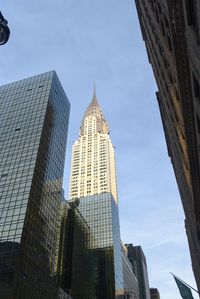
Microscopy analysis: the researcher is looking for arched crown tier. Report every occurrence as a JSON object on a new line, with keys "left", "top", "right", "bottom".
{"left": 80, "top": 85, "right": 109, "bottom": 136}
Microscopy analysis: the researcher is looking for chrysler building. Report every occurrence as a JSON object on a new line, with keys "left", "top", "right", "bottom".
{"left": 69, "top": 88, "right": 118, "bottom": 203}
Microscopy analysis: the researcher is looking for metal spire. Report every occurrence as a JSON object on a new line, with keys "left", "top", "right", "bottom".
{"left": 79, "top": 82, "right": 110, "bottom": 135}
{"left": 92, "top": 81, "right": 97, "bottom": 103}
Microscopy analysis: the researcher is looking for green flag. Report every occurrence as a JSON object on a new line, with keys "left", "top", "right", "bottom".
{"left": 174, "top": 276, "right": 194, "bottom": 299}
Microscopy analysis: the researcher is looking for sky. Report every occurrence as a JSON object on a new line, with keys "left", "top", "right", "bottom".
{"left": 1, "top": 1, "right": 199, "bottom": 298}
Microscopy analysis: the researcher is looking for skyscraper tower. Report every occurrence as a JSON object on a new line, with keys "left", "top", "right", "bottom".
{"left": 125, "top": 244, "right": 151, "bottom": 299}
{"left": 68, "top": 89, "right": 139, "bottom": 299}
{"left": 69, "top": 87, "right": 118, "bottom": 203}
{"left": 0, "top": 71, "right": 70, "bottom": 299}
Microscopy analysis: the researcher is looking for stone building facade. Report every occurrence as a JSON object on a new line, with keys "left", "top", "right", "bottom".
{"left": 135, "top": 0, "right": 200, "bottom": 292}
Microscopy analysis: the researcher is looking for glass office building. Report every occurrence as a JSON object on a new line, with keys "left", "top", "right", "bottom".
{"left": 0, "top": 71, "right": 70, "bottom": 299}
{"left": 125, "top": 245, "right": 150, "bottom": 299}
{"left": 72, "top": 193, "right": 124, "bottom": 299}
{"left": 58, "top": 200, "right": 95, "bottom": 299}
{"left": 121, "top": 245, "right": 139, "bottom": 299}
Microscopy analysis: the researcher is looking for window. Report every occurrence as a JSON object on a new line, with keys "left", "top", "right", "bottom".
{"left": 196, "top": 114, "right": 200, "bottom": 134}
{"left": 157, "top": 2, "right": 162, "bottom": 14}
{"left": 175, "top": 87, "right": 180, "bottom": 102}
{"left": 167, "top": 34, "right": 172, "bottom": 51}
{"left": 185, "top": 0, "right": 197, "bottom": 28}
{"left": 161, "top": 20, "right": 165, "bottom": 37}
{"left": 193, "top": 73, "right": 200, "bottom": 99}
{"left": 164, "top": 14, "right": 169, "bottom": 29}
{"left": 1, "top": 173, "right": 8, "bottom": 177}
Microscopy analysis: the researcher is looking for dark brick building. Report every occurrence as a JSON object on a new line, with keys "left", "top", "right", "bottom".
{"left": 135, "top": 0, "right": 200, "bottom": 292}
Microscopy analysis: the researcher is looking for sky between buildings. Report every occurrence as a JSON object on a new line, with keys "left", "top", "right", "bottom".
{"left": 1, "top": 1, "right": 198, "bottom": 298}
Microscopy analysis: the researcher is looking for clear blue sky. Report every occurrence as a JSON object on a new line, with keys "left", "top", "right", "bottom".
{"left": 1, "top": 1, "right": 198, "bottom": 298}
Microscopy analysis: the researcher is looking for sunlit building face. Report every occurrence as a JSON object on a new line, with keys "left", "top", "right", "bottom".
{"left": 69, "top": 89, "right": 118, "bottom": 203}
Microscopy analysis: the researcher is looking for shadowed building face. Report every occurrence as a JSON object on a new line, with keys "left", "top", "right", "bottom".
{"left": 135, "top": 0, "right": 200, "bottom": 292}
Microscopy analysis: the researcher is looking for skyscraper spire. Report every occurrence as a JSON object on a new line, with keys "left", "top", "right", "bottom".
{"left": 90, "top": 81, "right": 98, "bottom": 107}
{"left": 92, "top": 81, "right": 97, "bottom": 102}
{"left": 79, "top": 84, "right": 109, "bottom": 136}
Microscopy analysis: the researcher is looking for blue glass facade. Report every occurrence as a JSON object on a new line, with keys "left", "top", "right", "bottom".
{"left": 0, "top": 71, "right": 70, "bottom": 299}
{"left": 121, "top": 245, "right": 139, "bottom": 299}
{"left": 72, "top": 193, "right": 124, "bottom": 299}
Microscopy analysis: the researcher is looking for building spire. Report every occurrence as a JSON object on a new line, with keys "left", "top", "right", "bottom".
{"left": 92, "top": 81, "right": 97, "bottom": 104}
{"left": 79, "top": 83, "right": 109, "bottom": 136}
